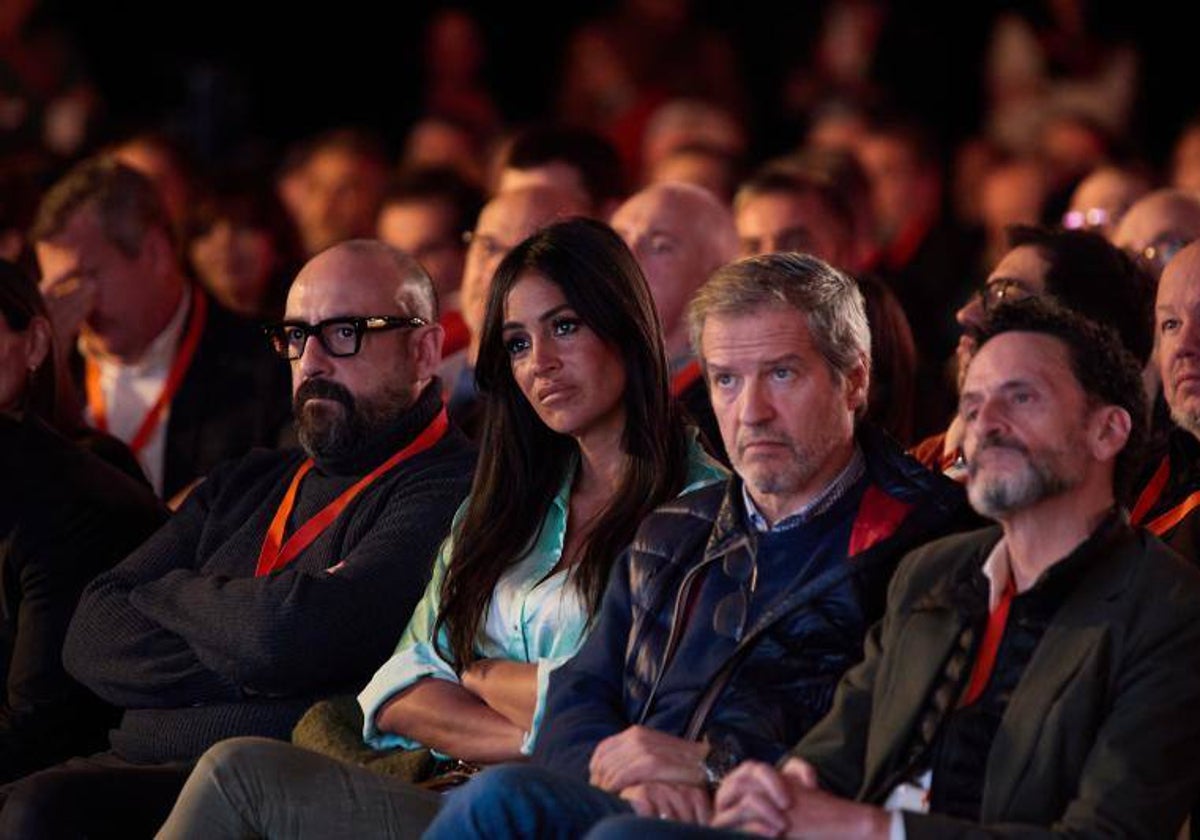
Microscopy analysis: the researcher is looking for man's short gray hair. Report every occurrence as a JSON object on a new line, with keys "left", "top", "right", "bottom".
{"left": 688, "top": 252, "right": 871, "bottom": 384}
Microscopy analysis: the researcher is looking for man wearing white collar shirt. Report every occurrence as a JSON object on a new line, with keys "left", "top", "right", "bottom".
{"left": 32, "top": 156, "right": 291, "bottom": 500}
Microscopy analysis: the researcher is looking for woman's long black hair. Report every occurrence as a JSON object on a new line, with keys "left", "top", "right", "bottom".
{"left": 0, "top": 260, "right": 64, "bottom": 426}
{"left": 435, "top": 217, "right": 692, "bottom": 670}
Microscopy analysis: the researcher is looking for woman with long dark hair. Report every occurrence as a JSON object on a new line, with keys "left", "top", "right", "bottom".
{"left": 362, "top": 215, "right": 724, "bottom": 760}
{"left": 158, "top": 217, "right": 725, "bottom": 838}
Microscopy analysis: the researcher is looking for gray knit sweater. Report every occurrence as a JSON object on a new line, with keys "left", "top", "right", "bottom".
{"left": 62, "top": 386, "right": 475, "bottom": 763}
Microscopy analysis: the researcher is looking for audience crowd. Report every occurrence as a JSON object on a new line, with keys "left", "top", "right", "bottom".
{"left": 4, "top": 2, "right": 1200, "bottom": 837}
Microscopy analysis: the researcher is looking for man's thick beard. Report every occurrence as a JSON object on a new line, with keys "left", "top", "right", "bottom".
{"left": 294, "top": 378, "right": 410, "bottom": 463}
{"left": 966, "top": 435, "right": 1080, "bottom": 519}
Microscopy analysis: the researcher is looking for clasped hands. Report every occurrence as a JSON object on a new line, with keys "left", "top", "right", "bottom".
{"left": 588, "top": 727, "right": 888, "bottom": 838}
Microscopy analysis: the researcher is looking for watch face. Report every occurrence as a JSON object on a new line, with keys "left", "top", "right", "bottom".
{"left": 703, "top": 738, "right": 742, "bottom": 785}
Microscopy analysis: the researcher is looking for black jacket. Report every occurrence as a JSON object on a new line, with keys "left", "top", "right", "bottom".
{"left": 534, "top": 425, "right": 970, "bottom": 780}
{"left": 0, "top": 413, "right": 166, "bottom": 781}
{"left": 61, "top": 386, "right": 475, "bottom": 763}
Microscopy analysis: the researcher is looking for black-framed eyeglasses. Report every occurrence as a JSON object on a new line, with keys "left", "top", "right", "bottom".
{"left": 979, "top": 277, "right": 1038, "bottom": 315}
{"left": 263, "top": 315, "right": 427, "bottom": 360}
{"left": 712, "top": 550, "right": 758, "bottom": 642}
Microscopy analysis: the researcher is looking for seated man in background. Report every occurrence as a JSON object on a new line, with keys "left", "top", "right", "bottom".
{"left": 0, "top": 240, "right": 476, "bottom": 838}
{"left": 611, "top": 181, "right": 738, "bottom": 460}
{"left": 376, "top": 167, "right": 483, "bottom": 358}
{"left": 32, "top": 156, "right": 292, "bottom": 500}
{"left": 1133, "top": 241, "right": 1200, "bottom": 561}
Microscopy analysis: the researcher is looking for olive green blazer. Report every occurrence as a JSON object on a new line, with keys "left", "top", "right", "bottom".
{"left": 793, "top": 522, "right": 1200, "bottom": 839}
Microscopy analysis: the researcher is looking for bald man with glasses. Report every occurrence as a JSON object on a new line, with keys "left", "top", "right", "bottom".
{"left": 0, "top": 240, "right": 475, "bottom": 838}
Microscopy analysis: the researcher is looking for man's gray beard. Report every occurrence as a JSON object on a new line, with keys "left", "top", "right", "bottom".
{"left": 967, "top": 453, "right": 1076, "bottom": 519}
{"left": 1171, "top": 403, "right": 1200, "bottom": 440}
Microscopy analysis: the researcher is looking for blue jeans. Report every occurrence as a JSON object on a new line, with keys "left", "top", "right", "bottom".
{"left": 423, "top": 764, "right": 634, "bottom": 840}
{"left": 585, "top": 815, "right": 743, "bottom": 839}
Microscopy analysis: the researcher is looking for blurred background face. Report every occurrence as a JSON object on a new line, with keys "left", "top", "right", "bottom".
{"left": 188, "top": 219, "right": 278, "bottom": 317}
{"left": 610, "top": 189, "right": 706, "bottom": 347}
{"left": 736, "top": 190, "right": 851, "bottom": 267}
{"left": 289, "top": 148, "right": 385, "bottom": 256}
{"left": 377, "top": 200, "right": 465, "bottom": 302}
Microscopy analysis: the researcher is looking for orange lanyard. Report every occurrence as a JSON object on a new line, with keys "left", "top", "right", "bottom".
{"left": 1130, "top": 455, "right": 1200, "bottom": 536}
{"left": 959, "top": 576, "right": 1016, "bottom": 708}
{"left": 84, "top": 286, "right": 208, "bottom": 457}
{"left": 670, "top": 359, "right": 702, "bottom": 398}
{"left": 254, "top": 407, "right": 449, "bottom": 576}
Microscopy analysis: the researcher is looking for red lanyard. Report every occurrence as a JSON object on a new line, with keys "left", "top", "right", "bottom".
{"left": 85, "top": 286, "right": 208, "bottom": 457}
{"left": 254, "top": 407, "right": 449, "bottom": 576}
{"left": 1130, "top": 455, "right": 1200, "bottom": 536}
{"left": 670, "top": 359, "right": 702, "bottom": 397}
{"left": 959, "top": 575, "right": 1016, "bottom": 708}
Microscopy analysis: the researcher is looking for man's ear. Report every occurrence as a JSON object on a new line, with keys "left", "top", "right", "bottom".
{"left": 24, "top": 316, "right": 52, "bottom": 372}
{"left": 411, "top": 323, "right": 445, "bottom": 383}
{"left": 1090, "top": 404, "right": 1132, "bottom": 463}
{"left": 844, "top": 353, "right": 870, "bottom": 414}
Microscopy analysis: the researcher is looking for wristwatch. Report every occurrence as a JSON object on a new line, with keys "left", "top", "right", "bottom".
{"left": 701, "top": 738, "right": 741, "bottom": 789}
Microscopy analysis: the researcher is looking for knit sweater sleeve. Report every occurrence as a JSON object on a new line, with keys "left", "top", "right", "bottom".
{"left": 62, "top": 471, "right": 242, "bottom": 709}
{"left": 126, "top": 459, "right": 470, "bottom": 696}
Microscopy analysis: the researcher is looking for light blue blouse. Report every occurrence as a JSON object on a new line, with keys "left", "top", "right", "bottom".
{"left": 358, "top": 437, "right": 726, "bottom": 756}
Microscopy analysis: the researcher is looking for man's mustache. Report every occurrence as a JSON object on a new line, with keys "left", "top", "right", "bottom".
{"left": 294, "top": 378, "right": 355, "bottom": 413}
{"left": 966, "top": 432, "right": 1029, "bottom": 476}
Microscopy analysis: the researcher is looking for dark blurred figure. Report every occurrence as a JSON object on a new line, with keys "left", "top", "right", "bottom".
{"left": 278, "top": 128, "right": 389, "bottom": 258}
{"left": 557, "top": 0, "right": 742, "bottom": 176}
{"left": 984, "top": 3, "right": 1137, "bottom": 155}
{"left": 376, "top": 166, "right": 483, "bottom": 358}
{"left": 858, "top": 274, "right": 917, "bottom": 446}
{"left": 186, "top": 178, "right": 300, "bottom": 321}
{"left": 856, "top": 118, "right": 978, "bottom": 377}
{"left": 33, "top": 156, "right": 291, "bottom": 500}
{"left": 421, "top": 8, "right": 499, "bottom": 141}
{"left": 1171, "top": 117, "right": 1200, "bottom": 196}
{"left": 492, "top": 125, "right": 625, "bottom": 218}
{"left": 0, "top": 0, "right": 99, "bottom": 159}
{"left": 401, "top": 115, "right": 489, "bottom": 188}
{"left": 1063, "top": 164, "right": 1152, "bottom": 239}
{"left": 733, "top": 161, "right": 857, "bottom": 270}
{"left": 640, "top": 98, "right": 746, "bottom": 192}
{"left": 1113, "top": 189, "right": 1200, "bottom": 283}
{"left": 109, "top": 132, "right": 195, "bottom": 241}
{"left": 647, "top": 143, "right": 741, "bottom": 205}
{"left": 977, "top": 154, "right": 1048, "bottom": 270}
{"left": 0, "top": 260, "right": 165, "bottom": 783}
{"left": 0, "top": 161, "right": 44, "bottom": 268}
